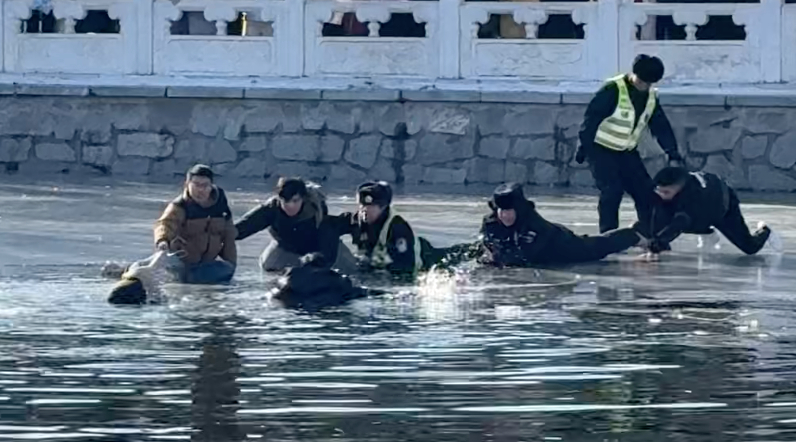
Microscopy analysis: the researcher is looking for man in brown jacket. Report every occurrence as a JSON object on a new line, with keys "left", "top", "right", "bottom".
{"left": 153, "top": 164, "right": 237, "bottom": 284}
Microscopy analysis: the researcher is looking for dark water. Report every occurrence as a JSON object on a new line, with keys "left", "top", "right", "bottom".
{"left": 0, "top": 180, "right": 795, "bottom": 441}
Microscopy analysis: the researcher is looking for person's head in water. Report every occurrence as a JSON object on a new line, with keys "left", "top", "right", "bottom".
{"left": 630, "top": 54, "right": 665, "bottom": 91}
{"left": 654, "top": 167, "right": 690, "bottom": 201}
{"left": 185, "top": 164, "right": 215, "bottom": 205}
{"left": 108, "top": 277, "right": 147, "bottom": 305}
{"left": 277, "top": 177, "right": 307, "bottom": 217}
{"left": 357, "top": 181, "right": 392, "bottom": 225}
{"left": 492, "top": 182, "right": 525, "bottom": 227}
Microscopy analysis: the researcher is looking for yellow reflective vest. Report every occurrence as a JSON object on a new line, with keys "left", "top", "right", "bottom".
{"left": 366, "top": 209, "right": 423, "bottom": 274}
{"left": 594, "top": 75, "right": 657, "bottom": 152}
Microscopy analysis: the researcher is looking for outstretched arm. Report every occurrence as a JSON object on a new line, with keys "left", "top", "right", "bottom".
{"left": 154, "top": 203, "right": 186, "bottom": 250}
{"left": 650, "top": 212, "right": 691, "bottom": 253}
{"left": 235, "top": 204, "right": 276, "bottom": 240}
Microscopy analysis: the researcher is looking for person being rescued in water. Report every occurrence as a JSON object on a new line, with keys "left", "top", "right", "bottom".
{"left": 107, "top": 251, "right": 171, "bottom": 305}
{"left": 268, "top": 253, "right": 385, "bottom": 311}
{"left": 152, "top": 164, "right": 237, "bottom": 284}
{"left": 479, "top": 182, "right": 650, "bottom": 267}
{"left": 234, "top": 177, "right": 356, "bottom": 273}
{"left": 330, "top": 181, "right": 451, "bottom": 276}
{"left": 647, "top": 167, "right": 782, "bottom": 258}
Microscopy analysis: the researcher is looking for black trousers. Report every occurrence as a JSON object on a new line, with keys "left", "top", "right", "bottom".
{"left": 549, "top": 227, "right": 640, "bottom": 264}
{"left": 587, "top": 145, "right": 657, "bottom": 235}
{"left": 714, "top": 190, "right": 770, "bottom": 255}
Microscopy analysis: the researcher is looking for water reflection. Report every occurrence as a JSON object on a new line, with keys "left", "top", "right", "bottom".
{"left": 191, "top": 318, "right": 243, "bottom": 442}
{"left": 0, "top": 182, "right": 795, "bottom": 440}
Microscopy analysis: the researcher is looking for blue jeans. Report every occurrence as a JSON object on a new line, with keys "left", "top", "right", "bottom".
{"left": 133, "top": 254, "right": 235, "bottom": 285}
{"left": 182, "top": 260, "right": 236, "bottom": 284}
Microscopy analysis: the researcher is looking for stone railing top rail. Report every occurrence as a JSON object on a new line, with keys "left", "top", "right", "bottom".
{"left": 2, "top": 74, "right": 796, "bottom": 107}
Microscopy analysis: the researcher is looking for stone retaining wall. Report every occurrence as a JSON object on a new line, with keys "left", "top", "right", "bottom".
{"left": 2, "top": 95, "right": 796, "bottom": 192}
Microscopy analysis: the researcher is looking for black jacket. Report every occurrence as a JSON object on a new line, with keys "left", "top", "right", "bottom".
{"left": 481, "top": 199, "right": 579, "bottom": 266}
{"left": 578, "top": 75, "right": 679, "bottom": 158}
{"left": 271, "top": 264, "right": 376, "bottom": 311}
{"left": 331, "top": 208, "right": 419, "bottom": 275}
{"left": 651, "top": 171, "right": 731, "bottom": 249}
{"left": 235, "top": 190, "right": 337, "bottom": 258}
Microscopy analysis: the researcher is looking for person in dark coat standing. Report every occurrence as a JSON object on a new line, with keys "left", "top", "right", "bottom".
{"left": 647, "top": 167, "right": 782, "bottom": 257}
{"left": 576, "top": 54, "right": 683, "bottom": 236}
{"left": 479, "top": 183, "right": 648, "bottom": 267}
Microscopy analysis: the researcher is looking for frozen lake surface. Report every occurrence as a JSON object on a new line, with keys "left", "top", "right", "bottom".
{"left": 0, "top": 178, "right": 795, "bottom": 441}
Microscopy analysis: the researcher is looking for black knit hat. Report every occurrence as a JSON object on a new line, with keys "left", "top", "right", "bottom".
{"left": 108, "top": 278, "right": 147, "bottom": 305}
{"left": 277, "top": 177, "right": 308, "bottom": 200}
{"left": 186, "top": 164, "right": 214, "bottom": 182}
{"left": 654, "top": 166, "right": 690, "bottom": 187}
{"left": 493, "top": 182, "right": 525, "bottom": 210}
{"left": 357, "top": 181, "right": 392, "bottom": 207}
{"left": 632, "top": 54, "right": 665, "bottom": 84}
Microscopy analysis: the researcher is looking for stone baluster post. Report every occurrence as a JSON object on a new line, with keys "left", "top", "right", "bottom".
{"left": 758, "top": 0, "right": 783, "bottom": 82}
{"left": 438, "top": 0, "right": 461, "bottom": 78}
{"left": 593, "top": 0, "right": 620, "bottom": 79}
{"left": 279, "top": 0, "right": 305, "bottom": 76}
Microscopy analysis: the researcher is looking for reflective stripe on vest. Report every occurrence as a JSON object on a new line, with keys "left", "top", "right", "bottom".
{"left": 367, "top": 209, "right": 423, "bottom": 274}
{"left": 594, "top": 75, "right": 657, "bottom": 152}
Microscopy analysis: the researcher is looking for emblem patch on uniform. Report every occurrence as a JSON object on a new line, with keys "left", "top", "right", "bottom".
{"left": 364, "top": 195, "right": 373, "bottom": 204}
{"left": 396, "top": 238, "right": 408, "bottom": 253}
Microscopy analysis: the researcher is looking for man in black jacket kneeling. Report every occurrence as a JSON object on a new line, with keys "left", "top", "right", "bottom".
{"left": 648, "top": 167, "right": 782, "bottom": 257}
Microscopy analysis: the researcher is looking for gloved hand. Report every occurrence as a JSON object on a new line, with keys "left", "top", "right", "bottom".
{"left": 575, "top": 145, "right": 586, "bottom": 164}
{"left": 648, "top": 241, "right": 661, "bottom": 254}
{"left": 667, "top": 152, "right": 685, "bottom": 167}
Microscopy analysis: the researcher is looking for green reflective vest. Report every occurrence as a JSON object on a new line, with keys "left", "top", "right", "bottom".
{"left": 367, "top": 209, "right": 423, "bottom": 274}
{"left": 594, "top": 75, "right": 657, "bottom": 152}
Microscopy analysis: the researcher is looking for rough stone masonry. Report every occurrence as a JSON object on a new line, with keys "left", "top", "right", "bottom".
{"left": 2, "top": 95, "right": 796, "bottom": 192}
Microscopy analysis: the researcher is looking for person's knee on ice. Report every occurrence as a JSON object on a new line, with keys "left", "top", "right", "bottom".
{"left": 108, "top": 277, "right": 147, "bottom": 305}
{"left": 153, "top": 164, "right": 238, "bottom": 284}
{"left": 236, "top": 177, "right": 339, "bottom": 272}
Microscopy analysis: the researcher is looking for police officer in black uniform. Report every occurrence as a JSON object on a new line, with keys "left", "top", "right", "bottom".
{"left": 648, "top": 167, "right": 780, "bottom": 256}
{"left": 331, "top": 181, "right": 426, "bottom": 276}
{"left": 331, "top": 181, "right": 464, "bottom": 276}
{"left": 480, "top": 183, "right": 648, "bottom": 267}
{"left": 577, "top": 54, "right": 683, "bottom": 235}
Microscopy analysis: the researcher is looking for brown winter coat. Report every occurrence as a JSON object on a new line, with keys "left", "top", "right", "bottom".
{"left": 153, "top": 187, "right": 237, "bottom": 265}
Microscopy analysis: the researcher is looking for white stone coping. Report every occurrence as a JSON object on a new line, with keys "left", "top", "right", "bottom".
{"left": 2, "top": 73, "right": 796, "bottom": 107}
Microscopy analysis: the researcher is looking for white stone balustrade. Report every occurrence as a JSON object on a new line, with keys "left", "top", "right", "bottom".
{"left": 0, "top": 0, "right": 793, "bottom": 83}
{"left": 3, "top": 0, "right": 150, "bottom": 74}
{"left": 153, "top": 0, "right": 302, "bottom": 76}
{"left": 460, "top": 1, "right": 601, "bottom": 79}
{"left": 304, "top": 0, "right": 439, "bottom": 77}
{"left": 619, "top": 0, "right": 781, "bottom": 83}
